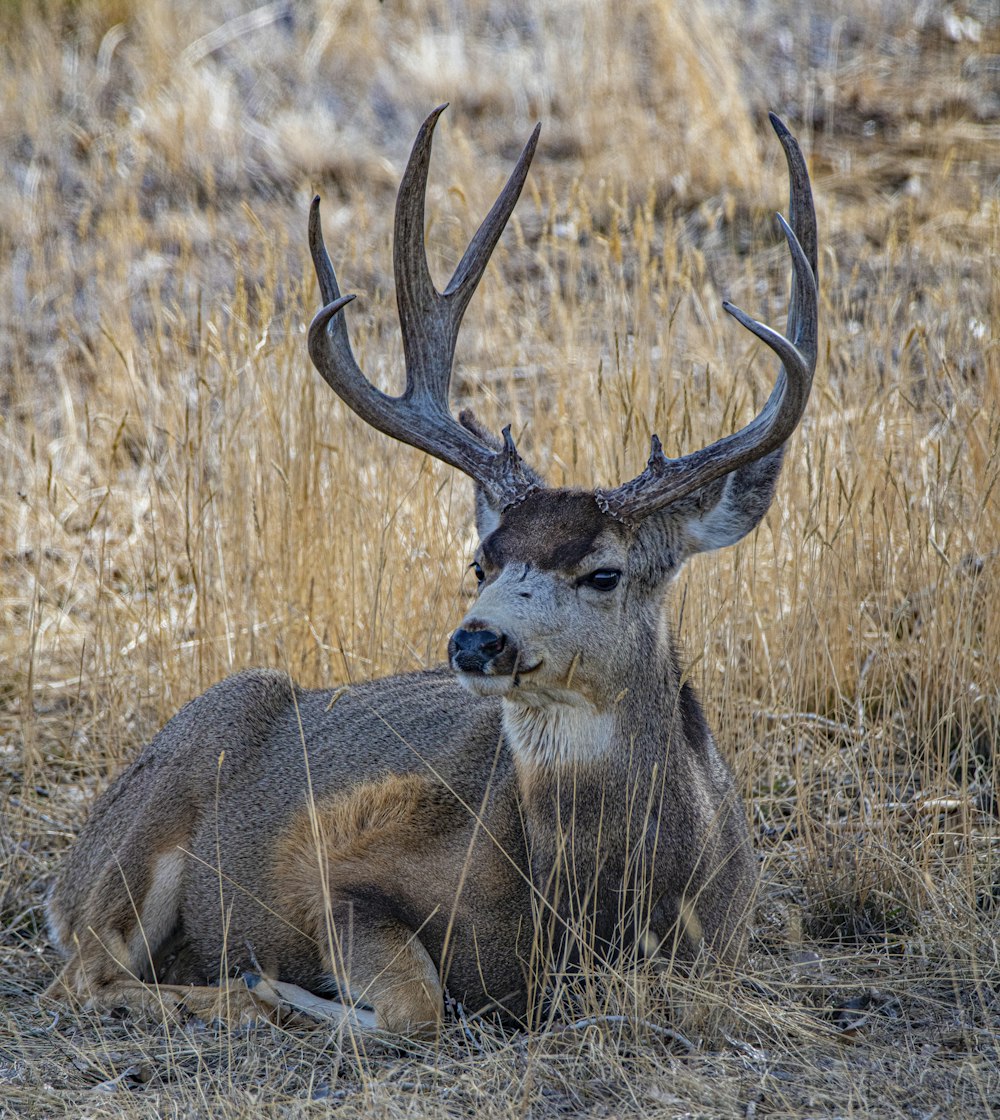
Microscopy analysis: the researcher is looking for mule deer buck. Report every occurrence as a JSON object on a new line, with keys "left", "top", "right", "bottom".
{"left": 46, "top": 107, "right": 817, "bottom": 1036}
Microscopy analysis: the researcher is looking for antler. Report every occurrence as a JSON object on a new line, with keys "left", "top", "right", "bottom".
{"left": 595, "top": 113, "right": 818, "bottom": 523}
{"left": 308, "top": 105, "right": 543, "bottom": 510}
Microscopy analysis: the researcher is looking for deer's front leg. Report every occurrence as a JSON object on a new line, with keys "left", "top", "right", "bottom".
{"left": 307, "top": 904, "right": 444, "bottom": 1037}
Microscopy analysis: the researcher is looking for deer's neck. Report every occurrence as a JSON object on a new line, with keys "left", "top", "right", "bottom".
{"left": 502, "top": 682, "right": 669, "bottom": 840}
{"left": 500, "top": 634, "right": 688, "bottom": 952}
{"left": 501, "top": 619, "right": 681, "bottom": 796}
{"left": 501, "top": 698, "right": 615, "bottom": 769}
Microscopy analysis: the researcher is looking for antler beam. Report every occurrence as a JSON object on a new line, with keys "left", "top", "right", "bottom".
{"left": 595, "top": 113, "right": 818, "bottom": 523}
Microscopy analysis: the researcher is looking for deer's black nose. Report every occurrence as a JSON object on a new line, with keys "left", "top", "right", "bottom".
{"left": 449, "top": 627, "right": 507, "bottom": 673}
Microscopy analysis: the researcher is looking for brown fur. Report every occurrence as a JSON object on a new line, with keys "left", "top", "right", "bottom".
{"left": 273, "top": 772, "right": 442, "bottom": 964}
{"left": 481, "top": 490, "right": 625, "bottom": 573}
{"left": 276, "top": 774, "right": 449, "bottom": 1035}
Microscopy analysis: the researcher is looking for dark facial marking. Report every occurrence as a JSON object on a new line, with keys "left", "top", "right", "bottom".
{"left": 483, "top": 490, "right": 623, "bottom": 572}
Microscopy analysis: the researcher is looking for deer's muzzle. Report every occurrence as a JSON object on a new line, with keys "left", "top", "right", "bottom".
{"left": 449, "top": 626, "right": 517, "bottom": 675}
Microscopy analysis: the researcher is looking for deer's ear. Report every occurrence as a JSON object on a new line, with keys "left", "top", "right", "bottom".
{"left": 681, "top": 447, "right": 785, "bottom": 556}
{"left": 634, "top": 445, "right": 786, "bottom": 583}
{"left": 473, "top": 486, "right": 503, "bottom": 540}
{"left": 460, "top": 412, "right": 505, "bottom": 539}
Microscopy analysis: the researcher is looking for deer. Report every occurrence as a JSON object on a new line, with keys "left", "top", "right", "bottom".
{"left": 44, "top": 106, "right": 817, "bottom": 1038}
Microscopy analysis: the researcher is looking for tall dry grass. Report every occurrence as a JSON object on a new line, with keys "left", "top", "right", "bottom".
{"left": 1, "top": 0, "right": 998, "bottom": 1116}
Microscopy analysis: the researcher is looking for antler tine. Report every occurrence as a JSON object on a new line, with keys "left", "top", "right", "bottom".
{"left": 308, "top": 107, "right": 543, "bottom": 509}
{"left": 770, "top": 110, "right": 818, "bottom": 335}
{"left": 392, "top": 104, "right": 450, "bottom": 405}
{"left": 444, "top": 123, "right": 541, "bottom": 309}
{"left": 596, "top": 114, "right": 818, "bottom": 523}
{"left": 394, "top": 106, "right": 541, "bottom": 409}
{"left": 308, "top": 201, "right": 401, "bottom": 443}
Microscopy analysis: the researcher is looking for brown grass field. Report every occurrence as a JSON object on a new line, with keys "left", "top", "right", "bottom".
{"left": 2, "top": 0, "right": 999, "bottom": 1116}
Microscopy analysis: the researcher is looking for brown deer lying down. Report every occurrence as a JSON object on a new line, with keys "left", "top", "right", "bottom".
{"left": 45, "top": 107, "right": 817, "bottom": 1037}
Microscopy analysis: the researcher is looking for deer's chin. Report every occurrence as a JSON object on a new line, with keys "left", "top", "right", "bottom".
{"left": 456, "top": 660, "right": 543, "bottom": 698}
{"left": 457, "top": 664, "right": 600, "bottom": 709}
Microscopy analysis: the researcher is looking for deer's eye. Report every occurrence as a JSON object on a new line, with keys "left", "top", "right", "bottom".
{"left": 471, "top": 561, "right": 485, "bottom": 584}
{"left": 580, "top": 569, "right": 621, "bottom": 591}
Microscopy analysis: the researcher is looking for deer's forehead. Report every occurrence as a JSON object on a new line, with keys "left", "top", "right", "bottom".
{"left": 482, "top": 491, "right": 626, "bottom": 571}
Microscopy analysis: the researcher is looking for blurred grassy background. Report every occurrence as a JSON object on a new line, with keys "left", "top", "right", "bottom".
{"left": 1, "top": 0, "right": 998, "bottom": 1115}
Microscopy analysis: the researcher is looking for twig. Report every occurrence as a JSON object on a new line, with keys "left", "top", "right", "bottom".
{"left": 444, "top": 995, "right": 487, "bottom": 1053}
{"left": 558, "top": 1014, "right": 696, "bottom": 1053}
{"left": 752, "top": 708, "right": 856, "bottom": 738}
{"left": 180, "top": 3, "right": 291, "bottom": 68}
{"left": 855, "top": 648, "right": 878, "bottom": 736}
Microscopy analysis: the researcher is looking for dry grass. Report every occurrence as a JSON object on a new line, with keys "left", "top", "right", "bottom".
{"left": 2, "top": 0, "right": 999, "bottom": 1116}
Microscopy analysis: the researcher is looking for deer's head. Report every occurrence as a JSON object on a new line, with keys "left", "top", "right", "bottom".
{"left": 308, "top": 106, "right": 817, "bottom": 715}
